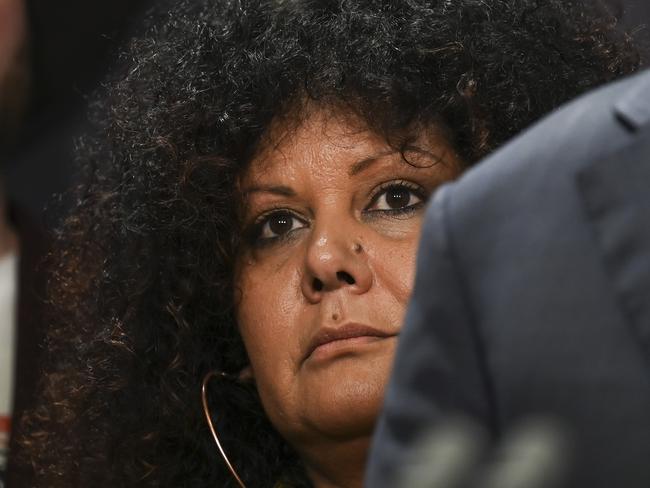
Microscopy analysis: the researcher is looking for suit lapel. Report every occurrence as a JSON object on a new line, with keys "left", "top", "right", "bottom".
{"left": 576, "top": 127, "right": 650, "bottom": 360}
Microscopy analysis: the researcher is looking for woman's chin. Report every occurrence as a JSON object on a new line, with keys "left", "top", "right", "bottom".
{"left": 295, "top": 351, "right": 395, "bottom": 441}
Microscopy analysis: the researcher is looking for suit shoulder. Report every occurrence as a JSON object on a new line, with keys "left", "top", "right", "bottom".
{"left": 445, "top": 70, "right": 650, "bottom": 215}
{"left": 490, "top": 69, "right": 650, "bottom": 170}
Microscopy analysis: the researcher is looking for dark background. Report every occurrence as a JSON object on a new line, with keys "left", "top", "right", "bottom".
{"left": 4, "top": 0, "right": 151, "bottom": 222}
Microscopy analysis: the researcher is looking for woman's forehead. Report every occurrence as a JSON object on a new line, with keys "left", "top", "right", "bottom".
{"left": 240, "top": 104, "right": 454, "bottom": 185}
{"left": 249, "top": 114, "right": 383, "bottom": 176}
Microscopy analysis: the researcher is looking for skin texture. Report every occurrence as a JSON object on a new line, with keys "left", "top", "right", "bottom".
{"left": 235, "top": 105, "right": 462, "bottom": 487}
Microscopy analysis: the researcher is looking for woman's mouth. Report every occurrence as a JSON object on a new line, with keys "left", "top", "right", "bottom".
{"left": 304, "top": 323, "right": 398, "bottom": 363}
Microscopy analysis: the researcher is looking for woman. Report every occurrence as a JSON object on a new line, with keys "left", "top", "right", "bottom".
{"left": 18, "top": 0, "right": 639, "bottom": 486}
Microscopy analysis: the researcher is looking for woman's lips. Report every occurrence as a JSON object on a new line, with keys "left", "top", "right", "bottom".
{"left": 304, "top": 323, "right": 397, "bottom": 363}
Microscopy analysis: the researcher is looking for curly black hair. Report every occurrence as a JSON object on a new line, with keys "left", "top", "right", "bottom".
{"left": 17, "top": 0, "right": 640, "bottom": 486}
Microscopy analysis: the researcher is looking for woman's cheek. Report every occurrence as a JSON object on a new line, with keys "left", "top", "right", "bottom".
{"left": 369, "top": 224, "right": 422, "bottom": 303}
{"left": 237, "top": 261, "right": 302, "bottom": 365}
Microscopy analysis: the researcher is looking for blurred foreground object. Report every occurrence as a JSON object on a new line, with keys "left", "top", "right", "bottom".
{"left": 367, "top": 68, "right": 650, "bottom": 488}
{"left": 399, "top": 418, "right": 569, "bottom": 488}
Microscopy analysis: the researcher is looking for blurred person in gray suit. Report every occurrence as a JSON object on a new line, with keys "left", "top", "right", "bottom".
{"left": 366, "top": 67, "right": 650, "bottom": 488}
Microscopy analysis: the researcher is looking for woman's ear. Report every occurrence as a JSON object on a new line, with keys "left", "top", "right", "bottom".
{"left": 238, "top": 365, "right": 254, "bottom": 383}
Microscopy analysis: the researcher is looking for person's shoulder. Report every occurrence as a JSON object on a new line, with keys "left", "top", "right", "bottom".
{"left": 437, "top": 69, "right": 650, "bottom": 219}
{"left": 478, "top": 69, "right": 650, "bottom": 179}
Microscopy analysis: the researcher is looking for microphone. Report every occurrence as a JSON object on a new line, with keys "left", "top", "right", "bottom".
{"left": 396, "top": 417, "right": 570, "bottom": 488}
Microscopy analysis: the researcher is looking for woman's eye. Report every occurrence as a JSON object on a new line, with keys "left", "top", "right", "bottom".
{"left": 257, "top": 211, "right": 307, "bottom": 240}
{"left": 368, "top": 183, "right": 425, "bottom": 212}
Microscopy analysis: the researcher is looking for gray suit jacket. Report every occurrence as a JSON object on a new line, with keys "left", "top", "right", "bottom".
{"left": 366, "top": 69, "right": 650, "bottom": 488}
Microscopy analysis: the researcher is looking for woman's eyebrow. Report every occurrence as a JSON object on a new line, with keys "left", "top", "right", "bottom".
{"left": 243, "top": 149, "right": 400, "bottom": 195}
{"left": 243, "top": 184, "right": 296, "bottom": 197}
{"left": 348, "top": 150, "right": 398, "bottom": 176}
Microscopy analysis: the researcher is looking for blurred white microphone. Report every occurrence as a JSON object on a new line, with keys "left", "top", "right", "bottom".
{"left": 397, "top": 417, "right": 570, "bottom": 488}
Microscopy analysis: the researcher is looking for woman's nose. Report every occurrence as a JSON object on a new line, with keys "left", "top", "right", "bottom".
{"left": 300, "top": 222, "right": 373, "bottom": 303}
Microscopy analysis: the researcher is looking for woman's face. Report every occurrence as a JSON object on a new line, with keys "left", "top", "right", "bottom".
{"left": 235, "top": 106, "right": 461, "bottom": 453}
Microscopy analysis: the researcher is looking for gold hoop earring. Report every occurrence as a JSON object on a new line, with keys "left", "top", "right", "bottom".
{"left": 201, "top": 371, "right": 248, "bottom": 488}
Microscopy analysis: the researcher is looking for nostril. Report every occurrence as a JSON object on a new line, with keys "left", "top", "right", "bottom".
{"left": 313, "top": 278, "right": 324, "bottom": 292}
{"left": 336, "top": 271, "right": 356, "bottom": 285}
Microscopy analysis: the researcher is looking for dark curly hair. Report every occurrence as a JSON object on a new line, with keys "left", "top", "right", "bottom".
{"left": 17, "top": 0, "right": 640, "bottom": 486}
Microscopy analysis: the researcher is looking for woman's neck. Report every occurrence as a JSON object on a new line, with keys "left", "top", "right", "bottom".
{"left": 302, "top": 435, "right": 371, "bottom": 488}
